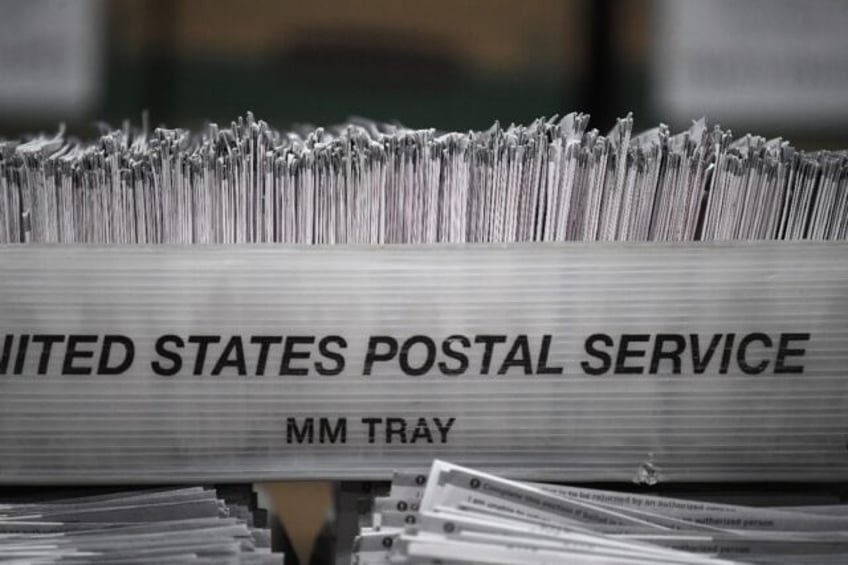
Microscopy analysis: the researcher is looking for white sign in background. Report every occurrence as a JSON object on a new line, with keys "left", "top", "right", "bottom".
{"left": 654, "top": 0, "right": 848, "bottom": 128}
{"left": 0, "top": 0, "right": 102, "bottom": 117}
{"left": 0, "top": 242, "right": 846, "bottom": 483}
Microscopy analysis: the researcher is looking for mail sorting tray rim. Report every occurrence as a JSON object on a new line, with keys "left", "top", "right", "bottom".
{"left": 8, "top": 270, "right": 843, "bottom": 284}
{"left": 3, "top": 429, "right": 839, "bottom": 442}
{"left": 7, "top": 240, "right": 842, "bottom": 250}
{"left": 4, "top": 416, "right": 844, "bottom": 431}
{"left": 0, "top": 405, "right": 834, "bottom": 428}
{"left": 4, "top": 400, "right": 842, "bottom": 413}
{"left": 6, "top": 282, "right": 845, "bottom": 298}
{"left": 11, "top": 309, "right": 837, "bottom": 323}
{"left": 3, "top": 310, "right": 844, "bottom": 323}
{"left": 6, "top": 281, "right": 845, "bottom": 293}
{"left": 3, "top": 387, "right": 846, "bottom": 395}
{"left": 8, "top": 245, "right": 844, "bottom": 264}
{"left": 3, "top": 448, "right": 842, "bottom": 459}
{"left": 3, "top": 372, "right": 841, "bottom": 382}
{"left": 4, "top": 418, "right": 841, "bottom": 432}
{"left": 0, "top": 389, "right": 842, "bottom": 406}
{"left": 4, "top": 428, "right": 841, "bottom": 441}
{"left": 3, "top": 411, "right": 843, "bottom": 424}
{"left": 3, "top": 433, "right": 843, "bottom": 444}
{"left": 4, "top": 332, "right": 841, "bottom": 342}
{"left": 3, "top": 391, "right": 847, "bottom": 404}
{"left": 5, "top": 368, "right": 844, "bottom": 377}
{"left": 5, "top": 308, "right": 844, "bottom": 321}
{"left": 5, "top": 291, "right": 843, "bottom": 305}
{"left": 8, "top": 240, "right": 841, "bottom": 250}
{"left": 8, "top": 261, "right": 846, "bottom": 271}
{"left": 3, "top": 379, "right": 845, "bottom": 390}
{"left": 4, "top": 372, "right": 848, "bottom": 382}
{"left": 5, "top": 418, "right": 845, "bottom": 431}
{"left": 5, "top": 290, "right": 846, "bottom": 307}
{"left": 5, "top": 274, "right": 847, "bottom": 290}
{"left": 7, "top": 462, "right": 843, "bottom": 472}
{"left": 4, "top": 454, "right": 837, "bottom": 467}
{"left": 4, "top": 433, "right": 842, "bottom": 446}
{"left": 16, "top": 270, "right": 841, "bottom": 283}
{"left": 2, "top": 446, "right": 839, "bottom": 457}
{"left": 8, "top": 456, "right": 848, "bottom": 470}
{"left": 9, "top": 249, "right": 843, "bottom": 261}
{"left": 7, "top": 470, "right": 843, "bottom": 484}
{"left": 23, "top": 246, "right": 844, "bottom": 260}
{"left": 7, "top": 291, "right": 845, "bottom": 304}
{"left": 6, "top": 260, "right": 848, "bottom": 275}
{"left": 4, "top": 313, "right": 847, "bottom": 325}
{"left": 1, "top": 453, "right": 836, "bottom": 467}
{"left": 4, "top": 370, "right": 843, "bottom": 380}
{"left": 19, "top": 268, "right": 813, "bottom": 280}
{"left": 3, "top": 424, "right": 843, "bottom": 437}
{"left": 1, "top": 436, "right": 842, "bottom": 447}
{"left": 5, "top": 295, "right": 846, "bottom": 310}
{"left": 5, "top": 266, "right": 847, "bottom": 283}
{"left": 4, "top": 314, "right": 843, "bottom": 327}
{"left": 20, "top": 255, "right": 848, "bottom": 274}
{"left": 13, "top": 253, "right": 847, "bottom": 269}
{"left": 4, "top": 472, "right": 844, "bottom": 484}
{"left": 7, "top": 458, "right": 842, "bottom": 469}
{"left": 17, "top": 264, "right": 842, "bottom": 278}
{"left": 4, "top": 452, "right": 845, "bottom": 465}
{"left": 12, "top": 451, "right": 842, "bottom": 465}
{"left": 3, "top": 401, "right": 842, "bottom": 414}
{"left": 0, "top": 246, "right": 848, "bottom": 266}
{"left": 0, "top": 451, "right": 848, "bottom": 470}
{"left": 5, "top": 380, "right": 848, "bottom": 393}
{"left": 2, "top": 403, "right": 844, "bottom": 416}
{"left": 7, "top": 455, "right": 845, "bottom": 469}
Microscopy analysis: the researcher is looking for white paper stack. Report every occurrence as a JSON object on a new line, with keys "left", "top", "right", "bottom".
{"left": 0, "top": 486, "right": 283, "bottom": 564}
{"left": 353, "top": 460, "right": 848, "bottom": 564}
{"left": 0, "top": 113, "right": 845, "bottom": 245}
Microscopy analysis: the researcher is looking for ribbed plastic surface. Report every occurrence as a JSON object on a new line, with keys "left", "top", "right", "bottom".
{"left": 0, "top": 242, "right": 846, "bottom": 483}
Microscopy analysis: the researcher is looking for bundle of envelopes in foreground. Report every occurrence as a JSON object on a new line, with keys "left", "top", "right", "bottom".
{"left": 354, "top": 460, "right": 848, "bottom": 564}
{"left": 0, "top": 486, "right": 283, "bottom": 564}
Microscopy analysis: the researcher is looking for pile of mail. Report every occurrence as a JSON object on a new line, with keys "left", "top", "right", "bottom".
{"left": 0, "top": 486, "right": 283, "bottom": 564}
{"left": 354, "top": 460, "right": 848, "bottom": 564}
{"left": 1, "top": 113, "right": 846, "bottom": 245}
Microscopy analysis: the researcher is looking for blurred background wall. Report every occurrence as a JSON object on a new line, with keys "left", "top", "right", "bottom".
{"left": 0, "top": 0, "right": 846, "bottom": 149}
